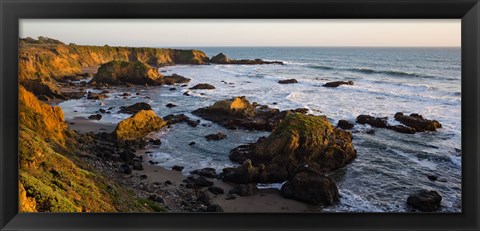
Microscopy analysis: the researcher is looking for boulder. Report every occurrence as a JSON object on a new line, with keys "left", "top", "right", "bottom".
{"left": 62, "top": 91, "right": 85, "bottom": 99}
{"left": 229, "top": 183, "right": 258, "bottom": 196}
{"left": 90, "top": 60, "right": 163, "bottom": 86}
{"left": 394, "top": 112, "right": 442, "bottom": 132}
{"left": 281, "top": 169, "right": 339, "bottom": 205}
{"left": 88, "top": 114, "right": 102, "bottom": 120}
{"left": 205, "top": 132, "right": 227, "bottom": 141}
{"left": 208, "top": 186, "right": 225, "bottom": 195}
{"left": 190, "top": 168, "right": 217, "bottom": 178}
{"left": 386, "top": 125, "right": 416, "bottom": 134}
{"left": 225, "top": 113, "right": 356, "bottom": 183}
{"left": 407, "top": 190, "right": 442, "bottom": 212}
{"left": 120, "top": 164, "right": 132, "bottom": 174}
{"left": 166, "top": 103, "right": 177, "bottom": 108}
{"left": 337, "top": 120, "right": 354, "bottom": 130}
{"left": 210, "top": 53, "right": 230, "bottom": 64}
{"left": 118, "top": 102, "right": 152, "bottom": 114}
{"left": 163, "top": 114, "right": 198, "bottom": 127}
{"left": 119, "top": 150, "right": 136, "bottom": 162}
{"left": 278, "top": 79, "right": 298, "bottom": 84}
{"left": 162, "top": 74, "right": 191, "bottom": 85}
{"left": 323, "top": 81, "right": 354, "bottom": 88}
{"left": 356, "top": 115, "right": 388, "bottom": 128}
{"left": 189, "top": 83, "right": 216, "bottom": 90}
{"left": 87, "top": 91, "right": 108, "bottom": 100}
{"left": 183, "top": 176, "right": 214, "bottom": 188}
{"left": 113, "top": 110, "right": 167, "bottom": 141}
{"left": 132, "top": 161, "right": 144, "bottom": 170}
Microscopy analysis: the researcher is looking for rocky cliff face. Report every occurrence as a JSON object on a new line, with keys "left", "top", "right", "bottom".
{"left": 90, "top": 60, "right": 163, "bottom": 86}
{"left": 19, "top": 43, "right": 209, "bottom": 82}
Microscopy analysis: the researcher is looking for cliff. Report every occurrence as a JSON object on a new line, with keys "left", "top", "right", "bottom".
{"left": 18, "top": 85, "right": 151, "bottom": 212}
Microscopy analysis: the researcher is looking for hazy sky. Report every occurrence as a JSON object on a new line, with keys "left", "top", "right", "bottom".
{"left": 20, "top": 19, "right": 460, "bottom": 47}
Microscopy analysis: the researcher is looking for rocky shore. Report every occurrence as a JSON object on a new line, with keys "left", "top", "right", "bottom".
{"left": 18, "top": 37, "right": 446, "bottom": 213}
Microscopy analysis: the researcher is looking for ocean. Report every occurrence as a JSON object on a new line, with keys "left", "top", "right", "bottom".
{"left": 59, "top": 47, "right": 461, "bottom": 212}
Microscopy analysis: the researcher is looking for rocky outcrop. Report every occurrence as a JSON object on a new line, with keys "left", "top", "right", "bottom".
{"left": 278, "top": 79, "right": 298, "bottom": 84}
{"left": 210, "top": 53, "right": 283, "bottom": 65}
{"left": 323, "top": 81, "right": 354, "bottom": 88}
{"left": 163, "top": 114, "right": 199, "bottom": 127}
{"left": 20, "top": 79, "right": 65, "bottom": 99}
{"left": 407, "top": 190, "right": 442, "bottom": 212}
{"left": 113, "top": 110, "right": 167, "bottom": 141}
{"left": 394, "top": 112, "right": 442, "bottom": 132}
{"left": 118, "top": 102, "right": 152, "bottom": 114}
{"left": 356, "top": 115, "right": 388, "bottom": 128}
{"left": 189, "top": 83, "right": 216, "bottom": 90}
{"left": 192, "top": 96, "right": 305, "bottom": 131}
{"left": 281, "top": 169, "right": 339, "bottom": 206}
{"left": 224, "top": 113, "right": 357, "bottom": 183}
{"left": 205, "top": 132, "right": 227, "bottom": 141}
{"left": 90, "top": 60, "right": 162, "bottom": 86}
{"left": 337, "top": 120, "right": 354, "bottom": 130}
{"left": 162, "top": 74, "right": 191, "bottom": 85}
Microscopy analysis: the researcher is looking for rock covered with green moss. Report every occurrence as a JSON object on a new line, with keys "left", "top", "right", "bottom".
{"left": 225, "top": 112, "right": 357, "bottom": 183}
{"left": 90, "top": 60, "right": 163, "bottom": 86}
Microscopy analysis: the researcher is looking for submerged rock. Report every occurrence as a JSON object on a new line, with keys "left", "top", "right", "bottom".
{"left": 323, "top": 81, "right": 354, "bottom": 88}
{"left": 118, "top": 102, "right": 152, "bottom": 114}
{"left": 394, "top": 112, "right": 442, "bottom": 132}
{"left": 407, "top": 190, "right": 442, "bottom": 212}
{"left": 189, "top": 83, "right": 216, "bottom": 90}
{"left": 113, "top": 110, "right": 167, "bottom": 141}
{"left": 278, "top": 79, "right": 298, "bottom": 84}
{"left": 281, "top": 169, "right": 339, "bottom": 206}
{"left": 205, "top": 132, "right": 227, "bottom": 141}
{"left": 90, "top": 60, "right": 163, "bottom": 86}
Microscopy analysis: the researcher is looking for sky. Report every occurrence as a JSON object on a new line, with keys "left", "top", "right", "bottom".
{"left": 20, "top": 19, "right": 460, "bottom": 47}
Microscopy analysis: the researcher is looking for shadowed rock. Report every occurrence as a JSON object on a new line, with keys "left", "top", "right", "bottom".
{"left": 278, "top": 79, "right": 298, "bottom": 84}
{"left": 323, "top": 81, "right": 354, "bottom": 88}
{"left": 118, "top": 102, "right": 152, "bottom": 114}
{"left": 189, "top": 83, "right": 215, "bottom": 90}
{"left": 394, "top": 112, "right": 442, "bottom": 132}
{"left": 407, "top": 190, "right": 442, "bottom": 212}
{"left": 356, "top": 115, "right": 388, "bottom": 128}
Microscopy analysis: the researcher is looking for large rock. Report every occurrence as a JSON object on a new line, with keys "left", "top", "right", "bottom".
{"left": 189, "top": 83, "right": 215, "bottom": 90}
{"left": 407, "top": 190, "right": 442, "bottom": 212}
{"left": 356, "top": 115, "right": 388, "bottom": 128}
{"left": 113, "top": 110, "right": 167, "bottom": 141}
{"left": 394, "top": 112, "right": 442, "bottom": 132}
{"left": 210, "top": 53, "right": 230, "bottom": 64}
{"left": 224, "top": 113, "right": 356, "bottom": 183}
{"left": 281, "top": 169, "right": 339, "bottom": 205}
{"left": 193, "top": 96, "right": 298, "bottom": 131}
{"left": 90, "top": 60, "right": 163, "bottom": 86}
{"left": 118, "top": 102, "right": 152, "bottom": 114}
{"left": 278, "top": 79, "right": 298, "bottom": 84}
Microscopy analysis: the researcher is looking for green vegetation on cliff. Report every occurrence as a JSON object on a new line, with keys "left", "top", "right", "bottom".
{"left": 91, "top": 60, "right": 162, "bottom": 86}
{"left": 18, "top": 86, "right": 152, "bottom": 212}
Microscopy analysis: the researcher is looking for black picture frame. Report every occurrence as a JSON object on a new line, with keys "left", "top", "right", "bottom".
{"left": 1, "top": 0, "right": 479, "bottom": 230}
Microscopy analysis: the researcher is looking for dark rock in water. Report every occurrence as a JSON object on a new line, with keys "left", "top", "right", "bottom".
{"left": 208, "top": 186, "right": 225, "bottom": 195}
{"left": 407, "top": 190, "right": 442, "bottom": 212}
{"left": 118, "top": 102, "right": 152, "bottom": 114}
{"left": 62, "top": 91, "right": 85, "bottom": 99}
{"left": 149, "top": 139, "right": 161, "bottom": 145}
{"left": 148, "top": 194, "right": 165, "bottom": 203}
{"left": 163, "top": 114, "right": 198, "bottom": 127}
{"left": 205, "top": 132, "right": 227, "bottom": 141}
{"left": 323, "top": 81, "right": 354, "bottom": 88}
{"left": 98, "top": 108, "right": 107, "bottom": 114}
{"left": 191, "top": 167, "right": 217, "bottom": 178}
{"left": 387, "top": 125, "right": 416, "bottom": 134}
{"left": 394, "top": 112, "right": 442, "bottom": 132}
{"left": 119, "top": 150, "right": 136, "bottom": 162}
{"left": 210, "top": 52, "right": 283, "bottom": 65}
{"left": 183, "top": 91, "right": 190, "bottom": 96}
{"left": 366, "top": 129, "right": 375, "bottom": 135}
{"left": 166, "top": 103, "right": 177, "bottom": 108}
{"left": 172, "top": 165, "right": 184, "bottom": 171}
{"left": 337, "top": 120, "right": 354, "bottom": 130}
{"left": 132, "top": 161, "right": 144, "bottom": 170}
{"left": 183, "top": 176, "right": 214, "bottom": 188}
{"left": 120, "top": 164, "right": 132, "bottom": 174}
{"left": 281, "top": 169, "right": 339, "bottom": 205}
{"left": 189, "top": 83, "right": 215, "bottom": 90}
{"left": 162, "top": 74, "right": 191, "bottom": 85}
{"left": 229, "top": 183, "right": 258, "bottom": 196}
{"left": 87, "top": 91, "right": 108, "bottom": 100}
{"left": 206, "top": 204, "right": 224, "bottom": 212}
{"left": 121, "top": 92, "right": 131, "bottom": 97}
{"left": 189, "top": 141, "right": 196, "bottom": 146}
{"left": 225, "top": 113, "right": 356, "bottom": 183}
{"left": 427, "top": 175, "right": 438, "bottom": 181}
{"left": 88, "top": 114, "right": 102, "bottom": 120}
{"left": 356, "top": 115, "right": 388, "bottom": 128}
{"left": 169, "top": 87, "right": 177, "bottom": 91}
{"left": 278, "top": 79, "right": 298, "bottom": 84}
